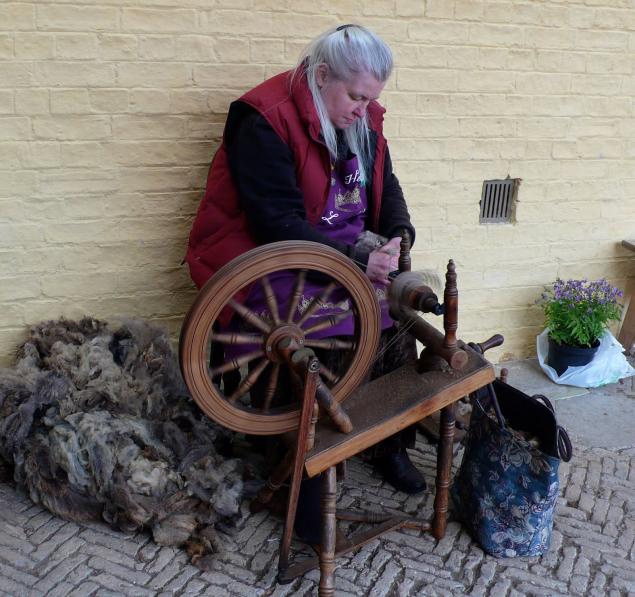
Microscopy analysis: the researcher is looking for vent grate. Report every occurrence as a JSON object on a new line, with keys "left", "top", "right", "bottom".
{"left": 479, "top": 177, "right": 520, "bottom": 223}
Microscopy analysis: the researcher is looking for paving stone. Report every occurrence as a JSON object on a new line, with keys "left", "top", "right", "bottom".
{"left": 144, "top": 545, "right": 178, "bottom": 574}
{"left": 88, "top": 555, "right": 151, "bottom": 586}
{"left": 488, "top": 579, "right": 511, "bottom": 597}
{"left": 590, "top": 496, "right": 610, "bottom": 524}
{"left": 395, "top": 576, "right": 415, "bottom": 596}
{"left": 136, "top": 541, "right": 162, "bottom": 565}
{"left": 475, "top": 559, "right": 497, "bottom": 585}
{"left": 161, "top": 566, "right": 200, "bottom": 593}
{"left": 328, "top": 570, "right": 360, "bottom": 593}
{"left": 37, "top": 537, "right": 86, "bottom": 576}
{"left": 31, "top": 523, "right": 80, "bottom": 561}
{"left": 569, "top": 574, "right": 589, "bottom": 596}
{"left": 91, "top": 572, "right": 156, "bottom": 596}
{"left": 0, "top": 559, "right": 39, "bottom": 587}
{"left": 384, "top": 541, "right": 423, "bottom": 560}
{"left": 146, "top": 557, "right": 184, "bottom": 590}
{"left": 179, "top": 578, "right": 208, "bottom": 596}
{"left": 227, "top": 578, "right": 266, "bottom": 596}
{"left": 555, "top": 545, "right": 576, "bottom": 581}
{"left": 201, "top": 585, "right": 230, "bottom": 597}
{"left": 28, "top": 517, "right": 66, "bottom": 544}
{"left": 83, "top": 541, "right": 151, "bottom": 569}
{"left": 25, "top": 511, "right": 57, "bottom": 534}
{"left": 0, "top": 573, "right": 43, "bottom": 597}
{"left": 46, "top": 581, "right": 78, "bottom": 597}
{"left": 248, "top": 543, "right": 277, "bottom": 574}
{"left": 65, "top": 563, "right": 94, "bottom": 586}
{"left": 68, "top": 582, "right": 101, "bottom": 597}
{"left": 0, "top": 545, "right": 38, "bottom": 570}
{"left": 398, "top": 555, "right": 452, "bottom": 578}
{"left": 514, "top": 583, "right": 569, "bottom": 596}
{"left": 79, "top": 528, "right": 142, "bottom": 558}
{"left": 33, "top": 552, "right": 88, "bottom": 592}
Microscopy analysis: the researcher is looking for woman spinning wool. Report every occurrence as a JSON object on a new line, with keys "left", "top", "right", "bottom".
{"left": 185, "top": 24, "right": 425, "bottom": 542}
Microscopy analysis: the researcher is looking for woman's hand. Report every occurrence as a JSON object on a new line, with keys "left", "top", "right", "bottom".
{"left": 366, "top": 236, "right": 401, "bottom": 285}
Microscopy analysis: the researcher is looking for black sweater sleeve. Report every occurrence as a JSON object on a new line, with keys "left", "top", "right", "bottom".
{"left": 377, "top": 148, "right": 416, "bottom": 246}
{"left": 227, "top": 106, "right": 414, "bottom": 267}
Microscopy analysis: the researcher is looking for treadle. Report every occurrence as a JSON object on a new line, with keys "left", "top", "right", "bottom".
{"left": 278, "top": 515, "right": 420, "bottom": 583}
{"left": 304, "top": 347, "right": 495, "bottom": 477}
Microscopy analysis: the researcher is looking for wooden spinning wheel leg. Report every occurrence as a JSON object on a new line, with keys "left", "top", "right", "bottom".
{"left": 278, "top": 354, "right": 320, "bottom": 578}
{"left": 432, "top": 403, "right": 456, "bottom": 539}
{"left": 319, "top": 466, "right": 337, "bottom": 597}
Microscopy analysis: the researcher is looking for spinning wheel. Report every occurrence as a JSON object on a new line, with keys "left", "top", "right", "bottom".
{"left": 180, "top": 238, "right": 500, "bottom": 595}
{"left": 179, "top": 240, "right": 382, "bottom": 436}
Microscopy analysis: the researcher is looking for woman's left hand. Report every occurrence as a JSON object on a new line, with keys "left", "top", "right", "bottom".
{"left": 366, "top": 236, "right": 401, "bottom": 285}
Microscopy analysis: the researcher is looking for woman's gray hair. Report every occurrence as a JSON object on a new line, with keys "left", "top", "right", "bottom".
{"left": 294, "top": 25, "right": 393, "bottom": 184}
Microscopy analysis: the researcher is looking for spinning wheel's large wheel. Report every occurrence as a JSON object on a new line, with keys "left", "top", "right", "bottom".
{"left": 179, "top": 241, "right": 382, "bottom": 435}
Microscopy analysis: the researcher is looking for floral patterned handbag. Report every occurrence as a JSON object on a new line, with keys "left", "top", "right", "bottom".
{"left": 451, "top": 380, "right": 573, "bottom": 557}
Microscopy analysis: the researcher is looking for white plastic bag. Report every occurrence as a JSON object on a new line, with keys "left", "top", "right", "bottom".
{"left": 537, "top": 329, "right": 635, "bottom": 388}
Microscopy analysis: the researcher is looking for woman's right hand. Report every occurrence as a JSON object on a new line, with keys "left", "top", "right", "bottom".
{"left": 366, "top": 236, "right": 401, "bottom": 285}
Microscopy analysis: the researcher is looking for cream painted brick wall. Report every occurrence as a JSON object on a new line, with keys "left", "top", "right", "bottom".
{"left": 1, "top": 0, "right": 634, "bottom": 366}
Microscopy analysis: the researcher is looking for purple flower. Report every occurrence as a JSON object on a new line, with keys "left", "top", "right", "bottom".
{"left": 539, "top": 277, "right": 624, "bottom": 347}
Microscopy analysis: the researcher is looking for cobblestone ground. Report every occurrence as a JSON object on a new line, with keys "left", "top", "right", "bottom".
{"left": 1, "top": 437, "right": 634, "bottom": 597}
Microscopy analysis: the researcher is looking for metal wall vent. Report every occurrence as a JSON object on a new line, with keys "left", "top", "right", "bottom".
{"left": 479, "top": 177, "right": 520, "bottom": 223}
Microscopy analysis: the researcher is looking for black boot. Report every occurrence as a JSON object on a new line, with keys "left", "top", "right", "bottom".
{"left": 374, "top": 449, "right": 427, "bottom": 494}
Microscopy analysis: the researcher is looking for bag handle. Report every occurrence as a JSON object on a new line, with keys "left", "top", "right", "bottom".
{"left": 478, "top": 387, "right": 574, "bottom": 462}
{"left": 486, "top": 383, "right": 506, "bottom": 429}
{"left": 533, "top": 394, "right": 573, "bottom": 462}
{"left": 556, "top": 427, "right": 573, "bottom": 462}
{"left": 532, "top": 393, "right": 554, "bottom": 412}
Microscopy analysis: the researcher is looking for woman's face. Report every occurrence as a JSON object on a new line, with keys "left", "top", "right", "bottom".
{"left": 317, "top": 66, "right": 385, "bottom": 130}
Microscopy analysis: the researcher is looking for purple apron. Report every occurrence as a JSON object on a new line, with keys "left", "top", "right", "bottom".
{"left": 224, "top": 155, "right": 393, "bottom": 353}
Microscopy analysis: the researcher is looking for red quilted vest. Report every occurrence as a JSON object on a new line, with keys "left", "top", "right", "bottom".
{"left": 185, "top": 70, "right": 388, "bottom": 289}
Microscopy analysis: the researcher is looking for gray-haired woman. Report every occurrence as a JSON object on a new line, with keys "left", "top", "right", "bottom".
{"left": 186, "top": 24, "right": 426, "bottom": 542}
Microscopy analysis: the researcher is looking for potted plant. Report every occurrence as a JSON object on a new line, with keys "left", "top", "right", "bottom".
{"left": 539, "top": 278, "right": 623, "bottom": 375}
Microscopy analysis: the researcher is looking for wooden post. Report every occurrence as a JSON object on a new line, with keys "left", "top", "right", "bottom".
{"left": 319, "top": 466, "right": 337, "bottom": 597}
{"left": 398, "top": 229, "right": 412, "bottom": 273}
{"left": 277, "top": 355, "right": 320, "bottom": 577}
{"left": 432, "top": 403, "right": 456, "bottom": 539}
{"left": 443, "top": 259, "right": 458, "bottom": 352}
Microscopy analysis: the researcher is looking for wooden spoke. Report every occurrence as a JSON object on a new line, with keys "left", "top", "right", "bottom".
{"left": 260, "top": 274, "right": 281, "bottom": 325}
{"left": 210, "top": 349, "right": 264, "bottom": 378}
{"left": 304, "top": 338, "right": 355, "bottom": 351}
{"left": 286, "top": 269, "right": 307, "bottom": 323}
{"left": 296, "top": 280, "right": 338, "bottom": 327}
{"left": 302, "top": 311, "right": 351, "bottom": 336}
{"left": 228, "top": 299, "right": 272, "bottom": 334}
{"left": 228, "top": 358, "right": 270, "bottom": 404}
{"left": 262, "top": 363, "right": 281, "bottom": 411}
{"left": 319, "top": 363, "right": 340, "bottom": 385}
{"left": 210, "top": 332, "right": 263, "bottom": 345}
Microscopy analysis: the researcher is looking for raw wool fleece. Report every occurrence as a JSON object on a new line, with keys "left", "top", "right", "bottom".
{"left": 0, "top": 317, "right": 261, "bottom": 569}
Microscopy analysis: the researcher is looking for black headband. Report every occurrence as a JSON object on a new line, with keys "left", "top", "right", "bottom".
{"left": 336, "top": 24, "right": 355, "bottom": 31}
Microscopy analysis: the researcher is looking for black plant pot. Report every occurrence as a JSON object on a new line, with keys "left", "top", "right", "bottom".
{"left": 546, "top": 337, "right": 600, "bottom": 376}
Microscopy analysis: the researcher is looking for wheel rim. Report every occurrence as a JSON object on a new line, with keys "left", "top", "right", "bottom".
{"left": 179, "top": 241, "right": 382, "bottom": 435}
